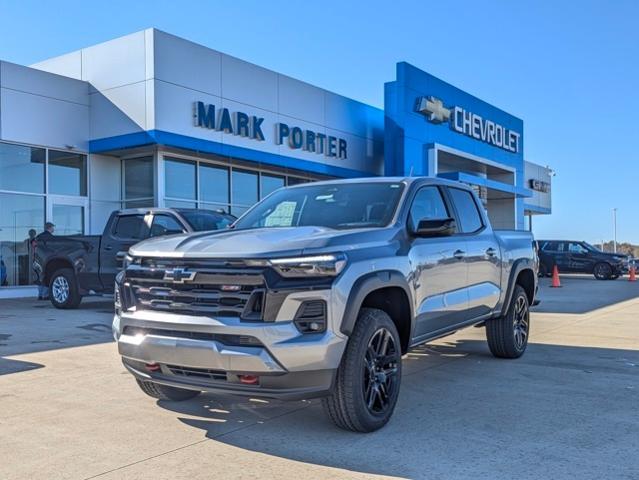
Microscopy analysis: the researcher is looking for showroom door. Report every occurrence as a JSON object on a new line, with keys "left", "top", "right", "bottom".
{"left": 47, "top": 196, "right": 88, "bottom": 236}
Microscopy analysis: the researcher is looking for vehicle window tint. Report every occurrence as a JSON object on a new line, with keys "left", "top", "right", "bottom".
{"left": 408, "top": 187, "right": 449, "bottom": 232}
{"left": 180, "top": 211, "right": 234, "bottom": 231}
{"left": 150, "top": 215, "right": 184, "bottom": 237}
{"left": 568, "top": 242, "right": 588, "bottom": 254}
{"left": 234, "top": 182, "right": 404, "bottom": 230}
{"left": 541, "top": 241, "right": 558, "bottom": 251}
{"left": 448, "top": 188, "right": 483, "bottom": 233}
{"left": 113, "top": 215, "right": 147, "bottom": 240}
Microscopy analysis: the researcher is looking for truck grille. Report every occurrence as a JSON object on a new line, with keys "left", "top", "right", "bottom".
{"left": 124, "top": 259, "right": 266, "bottom": 318}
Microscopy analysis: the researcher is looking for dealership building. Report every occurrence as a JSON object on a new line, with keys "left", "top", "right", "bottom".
{"left": 0, "top": 29, "right": 552, "bottom": 297}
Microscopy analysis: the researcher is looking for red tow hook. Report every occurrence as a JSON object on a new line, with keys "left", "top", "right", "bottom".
{"left": 145, "top": 363, "right": 161, "bottom": 372}
{"left": 239, "top": 374, "right": 259, "bottom": 385}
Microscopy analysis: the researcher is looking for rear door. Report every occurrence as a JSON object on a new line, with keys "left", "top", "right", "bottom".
{"left": 407, "top": 185, "right": 469, "bottom": 339}
{"left": 553, "top": 242, "right": 571, "bottom": 272}
{"left": 99, "top": 214, "right": 149, "bottom": 288}
{"left": 447, "top": 187, "right": 501, "bottom": 319}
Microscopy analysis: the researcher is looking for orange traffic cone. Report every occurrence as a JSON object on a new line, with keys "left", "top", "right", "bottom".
{"left": 550, "top": 265, "right": 562, "bottom": 288}
{"left": 629, "top": 266, "right": 637, "bottom": 282}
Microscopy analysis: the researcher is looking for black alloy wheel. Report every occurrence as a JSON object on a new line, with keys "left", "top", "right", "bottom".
{"left": 512, "top": 295, "right": 529, "bottom": 351}
{"left": 363, "top": 327, "right": 400, "bottom": 415}
{"left": 486, "top": 285, "right": 530, "bottom": 359}
{"left": 594, "top": 262, "right": 612, "bottom": 280}
{"left": 322, "top": 308, "right": 402, "bottom": 432}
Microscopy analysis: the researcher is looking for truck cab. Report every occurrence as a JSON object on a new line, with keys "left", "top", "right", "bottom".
{"left": 34, "top": 208, "right": 235, "bottom": 308}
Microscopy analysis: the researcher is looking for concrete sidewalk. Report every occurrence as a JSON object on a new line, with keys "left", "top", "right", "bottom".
{"left": 1, "top": 279, "right": 638, "bottom": 479}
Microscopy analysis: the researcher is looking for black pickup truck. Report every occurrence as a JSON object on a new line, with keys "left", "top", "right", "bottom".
{"left": 34, "top": 208, "right": 235, "bottom": 309}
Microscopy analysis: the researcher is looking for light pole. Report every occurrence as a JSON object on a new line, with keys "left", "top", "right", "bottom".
{"left": 612, "top": 208, "right": 618, "bottom": 253}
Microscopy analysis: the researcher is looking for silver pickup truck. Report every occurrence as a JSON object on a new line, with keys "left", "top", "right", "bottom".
{"left": 113, "top": 177, "right": 538, "bottom": 432}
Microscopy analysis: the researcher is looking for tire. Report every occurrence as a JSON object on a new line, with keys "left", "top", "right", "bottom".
{"left": 486, "top": 285, "right": 530, "bottom": 359}
{"left": 322, "top": 308, "right": 402, "bottom": 433}
{"left": 136, "top": 378, "right": 200, "bottom": 401}
{"left": 49, "top": 268, "right": 82, "bottom": 309}
{"left": 593, "top": 262, "right": 612, "bottom": 280}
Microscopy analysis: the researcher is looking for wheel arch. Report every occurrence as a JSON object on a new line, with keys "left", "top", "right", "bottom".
{"left": 499, "top": 259, "right": 537, "bottom": 317}
{"left": 44, "top": 257, "right": 75, "bottom": 285}
{"left": 340, "top": 271, "right": 413, "bottom": 354}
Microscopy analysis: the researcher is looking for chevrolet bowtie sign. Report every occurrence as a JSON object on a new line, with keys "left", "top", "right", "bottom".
{"left": 416, "top": 96, "right": 521, "bottom": 154}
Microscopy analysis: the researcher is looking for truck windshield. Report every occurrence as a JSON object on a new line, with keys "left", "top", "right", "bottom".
{"left": 234, "top": 182, "right": 405, "bottom": 230}
{"left": 180, "top": 211, "right": 235, "bottom": 231}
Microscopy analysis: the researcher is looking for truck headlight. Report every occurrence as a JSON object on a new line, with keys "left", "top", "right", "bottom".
{"left": 269, "top": 253, "right": 347, "bottom": 277}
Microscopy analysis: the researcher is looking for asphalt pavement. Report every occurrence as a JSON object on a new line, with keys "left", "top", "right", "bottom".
{"left": 1, "top": 277, "right": 638, "bottom": 479}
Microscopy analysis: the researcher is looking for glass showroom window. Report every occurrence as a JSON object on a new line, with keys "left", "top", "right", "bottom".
{"left": 261, "top": 174, "right": 285, "bottom": 198}
{"left": 0, "top": 142, "right": 45, "bottom": 194}
{"left": 0, "top": 142, "right": 46, "bottom": 288}
{"left": 122, "top": 157, "right": 154, "bottom": 208}
{"left": 164, "top": 157, "right": 197, "bottom": 208}
{"left": 48, "top": 150, "right": 87, "bottom": 196}
{"left": 287, "top": 176, "right": 308, "bottom": 186}
{"left": 200, "top": 163, "right": 230, "bottom": 213}
{"left": 231, "top": 169, "right": 258, "bottom": 216}
{"left": 0, "top": 193, "right": 45, "bottom": 287}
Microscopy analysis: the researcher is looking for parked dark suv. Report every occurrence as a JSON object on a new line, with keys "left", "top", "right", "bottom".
{"left": 537, "top": 240, "right": 627, "bottom": 280}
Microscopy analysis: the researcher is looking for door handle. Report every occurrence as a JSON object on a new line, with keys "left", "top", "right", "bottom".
{"left": 486, "top": 248, "right": 497, "bottom": 257}
{"left": 104, "top": 245, "right": 113, "bottom": 251}
{"left": 453, "top": 249, "right": 466, "bottom": 260}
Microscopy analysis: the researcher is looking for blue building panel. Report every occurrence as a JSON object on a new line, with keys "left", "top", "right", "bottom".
{"left": 384, "top": 62, "right": 527, "bottom": 229}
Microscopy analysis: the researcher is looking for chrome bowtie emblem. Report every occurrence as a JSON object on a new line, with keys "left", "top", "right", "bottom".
{"left": 163, "top": 268, "right": 196, "bottom": 284}
{"left": 417, "top": 96, "right": 451, "bottom": 124}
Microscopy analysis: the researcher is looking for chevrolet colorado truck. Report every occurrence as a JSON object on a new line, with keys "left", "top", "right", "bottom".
{"left": 113, "top": 177, "right": 538, "bottom": 432}
{"left": 34, "top": 208, "right": 235, "bottom": 309}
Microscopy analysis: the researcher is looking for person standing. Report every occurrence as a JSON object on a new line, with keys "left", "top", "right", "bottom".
{"left": 35, "top": 223, "right": 55, "bottom": 300}
{"left": 27, "top": 229, "right": 37, "bottom": 284}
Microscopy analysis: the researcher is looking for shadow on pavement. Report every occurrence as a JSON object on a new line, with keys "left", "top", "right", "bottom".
{"left": 0, "top": 297, "right": 114, "bottom": 371}
{"left": 0, "top": 357, "right": 44, "bottom": 375}
{"left": 533, "top": 275, "right": 639, "bottom": 314}
{"left": 157, "top": 339, "right": 639, "bottom": 479}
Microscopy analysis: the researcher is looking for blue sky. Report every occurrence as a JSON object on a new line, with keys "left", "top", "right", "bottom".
{"left": 1, "top": 0, "right": 637, "bottom": 244}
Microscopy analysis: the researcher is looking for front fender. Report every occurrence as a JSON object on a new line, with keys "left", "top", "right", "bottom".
{"left": 339, "top": 270, "right": 414, "bottom": 336}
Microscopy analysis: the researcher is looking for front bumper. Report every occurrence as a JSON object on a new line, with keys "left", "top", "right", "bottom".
{"left": 612, "top": 263, "right": 626, "bottom": 275}
{"left": 123, "top": 359, "right": 335, "bottom": 400}
{"left": 113, "top": 304, "right": 346, "bottom": 399}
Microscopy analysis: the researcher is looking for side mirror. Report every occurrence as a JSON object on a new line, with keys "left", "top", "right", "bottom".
{"left": 413, "top": 218, "right": 456, "bottom": 237}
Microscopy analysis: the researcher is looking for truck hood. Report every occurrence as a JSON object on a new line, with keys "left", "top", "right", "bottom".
{"left": 129, "top": 226, "right": 397, "bottom": 258}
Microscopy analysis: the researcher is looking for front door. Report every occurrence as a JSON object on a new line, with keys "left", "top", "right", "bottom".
{"left": 408, "top": 186, "right": 469, "bottom": 340}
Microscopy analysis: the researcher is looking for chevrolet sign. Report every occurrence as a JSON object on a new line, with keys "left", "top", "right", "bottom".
{"left": 417, "top": 96, "right": 521, "bottom": 154}
{"left": 529, "top": 179, "right": 551, "bottom": 193}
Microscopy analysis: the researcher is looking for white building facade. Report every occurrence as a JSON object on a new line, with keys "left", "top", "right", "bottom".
{"left": 0, "top": 29, "right": 551, "bottom": 297}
